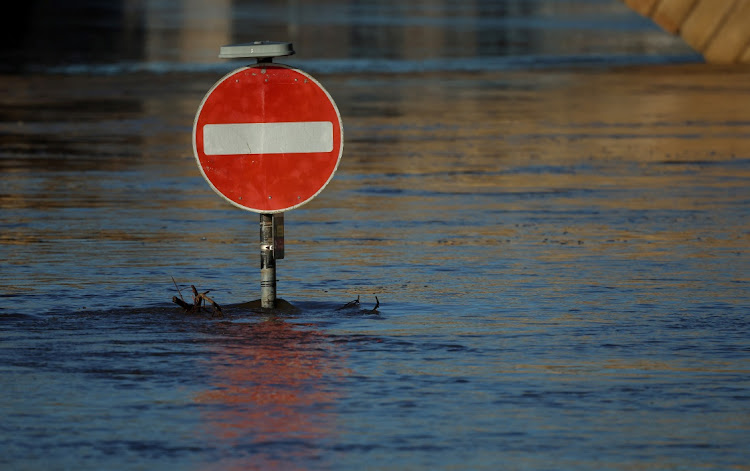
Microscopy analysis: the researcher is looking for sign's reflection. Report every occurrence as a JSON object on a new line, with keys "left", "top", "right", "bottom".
{"left": 196, "top": 317, "right": 342, "bottom": 468}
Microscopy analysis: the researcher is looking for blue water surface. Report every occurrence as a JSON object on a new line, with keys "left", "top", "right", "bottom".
{"left": 1, "top": 1, "right": 748, "bottom": 470}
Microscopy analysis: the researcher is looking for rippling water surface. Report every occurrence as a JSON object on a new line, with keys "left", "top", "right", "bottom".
{"left": 2, "top": 1, "right": 749, "bottom": 470}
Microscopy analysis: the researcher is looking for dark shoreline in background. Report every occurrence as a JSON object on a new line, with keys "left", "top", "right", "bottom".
{"left": 4, "top": 52, "right": 704, "bottom": 77}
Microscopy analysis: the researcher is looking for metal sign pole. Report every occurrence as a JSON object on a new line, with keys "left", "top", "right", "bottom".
{"left": 259, "top": 213, "right": 285, "bottom": 308}
{"left": 259, "top": 214, "right": 276, "bottom": 308}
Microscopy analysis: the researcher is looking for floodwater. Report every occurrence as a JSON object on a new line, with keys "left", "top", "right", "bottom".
{"left": 1, "top": 1, "right": 749, "bottom": 470}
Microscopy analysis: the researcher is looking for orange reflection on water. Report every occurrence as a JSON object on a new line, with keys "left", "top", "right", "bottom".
{"left": 195, "top": 318, "right": 343, "bottom": 469}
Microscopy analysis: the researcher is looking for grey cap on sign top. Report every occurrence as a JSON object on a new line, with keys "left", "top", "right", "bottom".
{"left": 219, "top": 41, "right": 294, "bottom": 59}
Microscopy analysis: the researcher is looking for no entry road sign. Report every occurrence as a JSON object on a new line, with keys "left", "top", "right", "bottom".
{"left": 193, "top": 64, "right": 343, "bottom": 213}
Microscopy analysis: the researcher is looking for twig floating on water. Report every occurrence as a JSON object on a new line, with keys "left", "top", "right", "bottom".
{"left": 336, "top": 295, "right": 360, "bottom": 310}
{"left": 362, "top": 296, "right": 380, "bottom": 314}
{"left": 170, "top": 281, "right": 223, "bottom": 317}
{"left": 337, "top": 295, "right": 379, "bottom": 314}
{"left": 171, "top": 275, "right": 184, "bottom": 302}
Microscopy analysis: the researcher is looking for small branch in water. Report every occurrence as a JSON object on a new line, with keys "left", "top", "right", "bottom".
{"left": 337, "top": 295, "right": 379, "bottom": 314}
{"left": 171, "top": 281, "right": 223, "bottom": 317}
{"left": 172, "top": 296, "right": 192, "bottom": 310}
{"left": 198, "top": 292, "right": 223, "bottom": 316}
{"left": 336, "top": 295, "right": 360, "bottom": 310}
{"left": 191, "top": 285, "right": 201, "bottom": 310}
{"left": 363, "top": 296, "right": 380, "bottom": 314}
{"left": 171, "top": 276, "right": 184, "bottom": 302}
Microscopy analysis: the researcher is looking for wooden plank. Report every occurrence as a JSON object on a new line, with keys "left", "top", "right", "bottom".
{"left": 741, "top": 42, "right": 750, "bottom": 63}
{"left": 680, "top": 0, "right": 738, "bottom": 52}
{"left": 652, "top": 0, "right": 699, "bottom": 33}
{"left": 623, "top": 0, "right": 660, "bottom": 16}
{"left": 703, "top": 0, "right": 750, "bottom": 63}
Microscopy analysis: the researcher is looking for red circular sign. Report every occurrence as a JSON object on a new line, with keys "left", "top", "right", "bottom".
{"left": 193, "top": 64, "right": 343, "bottom": 213}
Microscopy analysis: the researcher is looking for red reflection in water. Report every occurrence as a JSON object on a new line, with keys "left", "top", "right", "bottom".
{"left": 195, "top": 318, "right": 343, "bottom": 469}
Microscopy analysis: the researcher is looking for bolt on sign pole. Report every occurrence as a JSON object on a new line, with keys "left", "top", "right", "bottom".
{"left": 192, "top": 41, "right": 344, "bottom": 309}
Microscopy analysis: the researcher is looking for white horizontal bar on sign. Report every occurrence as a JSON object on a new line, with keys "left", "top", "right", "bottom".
{"left": 203, "top": 121, "right": 334, "bottom": 155}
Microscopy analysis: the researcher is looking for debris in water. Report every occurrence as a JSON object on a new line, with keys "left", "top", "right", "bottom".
{"left": 336, "top": 295, "right": 360, "bottom": 310}
{"left": 363, "top": 296, "right": 380, "bottom": 314}
{"left": 171, "top": 282, "right": 223, "bottom": 317}
{"left": 337, "top": 295, "right": 379, "bottom": 314}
